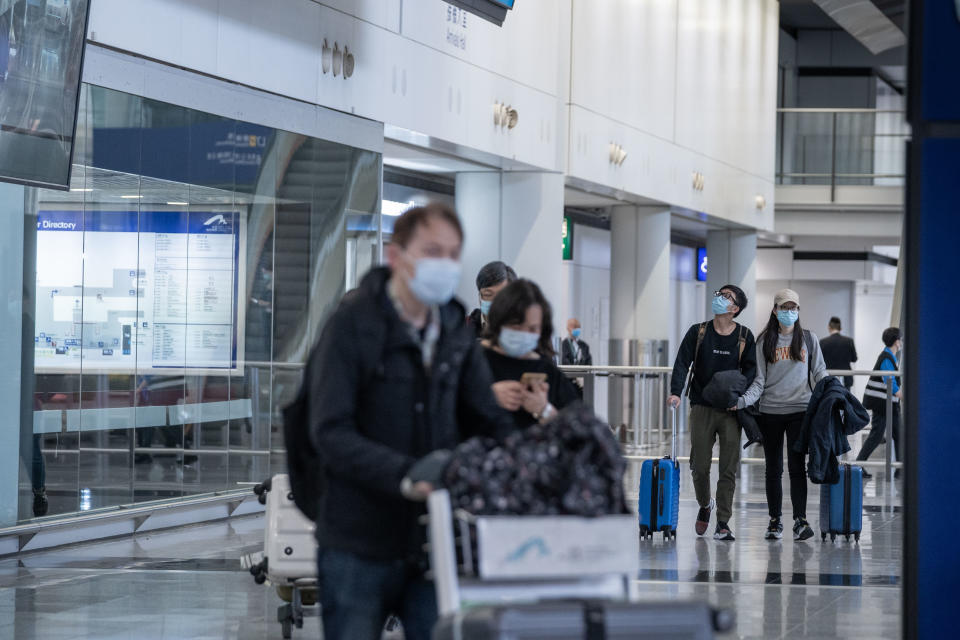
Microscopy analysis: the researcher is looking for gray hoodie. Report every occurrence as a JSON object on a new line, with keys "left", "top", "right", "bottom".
{"left": 737, "top": 330, "right": 829, "bottom": 414}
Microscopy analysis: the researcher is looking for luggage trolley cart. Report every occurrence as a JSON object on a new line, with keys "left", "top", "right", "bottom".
{"left": 427, "top": 490, "right": 733, "bottom": 637}
{"left": 427, "top": 489, "right": 640, "bottom": 615}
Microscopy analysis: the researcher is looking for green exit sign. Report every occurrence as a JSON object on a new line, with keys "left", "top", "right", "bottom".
{"left": 562, "top": 216, "right": 573, "bottom": 261}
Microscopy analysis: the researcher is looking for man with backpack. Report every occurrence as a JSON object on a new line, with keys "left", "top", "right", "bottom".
{"left": 307, "top": 204, "right": 513, "bottom": 640}
{"left": 668, "top": 285, "right": 757, "bottom": 541}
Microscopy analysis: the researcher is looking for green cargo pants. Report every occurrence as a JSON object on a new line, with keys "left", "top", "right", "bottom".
{"left": 689, "top": 404, "right": 741, "bottom": 523}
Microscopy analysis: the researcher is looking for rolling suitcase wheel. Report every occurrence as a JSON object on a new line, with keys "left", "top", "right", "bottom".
{"left": 830, "top": 533, "right": 837, "bottom": 542}
{"left": 854, "top": 532, "right": 860, "bottom": 543}
{"left": 821, "top": 532, "right": 826, "bottom": 541}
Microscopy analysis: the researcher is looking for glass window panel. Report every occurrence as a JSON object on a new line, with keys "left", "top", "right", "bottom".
{"left": 22, "top": 82, "right": 380, "bottom": 520}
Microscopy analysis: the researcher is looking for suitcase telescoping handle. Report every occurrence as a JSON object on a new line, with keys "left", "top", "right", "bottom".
{"left": 671, "top": 406, "right": 678, "bottom": 461}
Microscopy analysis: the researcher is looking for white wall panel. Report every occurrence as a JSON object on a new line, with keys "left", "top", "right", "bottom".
{"left": 567, "top": 106, "right": 774, "bottom": 230}
{"left": 674, "top": 0, "right": 778, "bottom": 180}
{"left": 401, "top": 0, "right": 567, "bottom": 97}
{"left": 88, "top": 0, "right": 775, "bottom": 228}
{"left": 217, "top": 0, "right": 323, "bottom": 105}
{"left": 569, "top": 0, "right": 677, "bottom": 140}
{"left": 314, "top": 0, "right": 401, "bottom": 32}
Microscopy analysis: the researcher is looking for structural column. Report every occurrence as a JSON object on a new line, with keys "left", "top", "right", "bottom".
{"left": 0, "top": 182, "right": 25, "bottom": 526}
{"left": 706, "top": 230, "right": 758, "bottom": 331}
{"left": 455, "top": 171, "right": 565, "bottom": 324}
{"left": 608, "top": 206, "right": 671, "bottom": 432}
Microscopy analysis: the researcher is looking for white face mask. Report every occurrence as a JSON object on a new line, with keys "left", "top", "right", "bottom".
{"left": 499, "top": 327, "right": 540, "bottom": 358}
{"left": 407, "top": 258, "right": 462, "bottom": 306}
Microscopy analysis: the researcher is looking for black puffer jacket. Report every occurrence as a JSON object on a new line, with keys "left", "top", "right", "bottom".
{"left": 308, "top": 268, "right": 513, "bottom": 562}
{"left": 700, "top": 370, "right": 763, "bottom": 448}
{"left": 793, "top": 376, "right": 870, "bottom": 484}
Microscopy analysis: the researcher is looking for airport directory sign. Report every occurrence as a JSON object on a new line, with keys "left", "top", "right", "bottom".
{"left": 33, "top": 209, "right": 246, "bottom": 373}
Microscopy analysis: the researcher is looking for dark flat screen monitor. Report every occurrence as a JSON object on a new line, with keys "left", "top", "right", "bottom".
{"left": 0, "top": 0, "right": 90, "bottom": 190}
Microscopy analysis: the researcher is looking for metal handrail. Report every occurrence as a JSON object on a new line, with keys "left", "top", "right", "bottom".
{"left": 561, "top": 365, "right": 904, "bottom": 483}
{"left": 776, "top": 108, "right": 909, "bottom": 196}
{"left": 559, "top": 365, "right": 901, "bottom": 377}
{"left": 777, "top": 108, "right": 905, "bottom": 114}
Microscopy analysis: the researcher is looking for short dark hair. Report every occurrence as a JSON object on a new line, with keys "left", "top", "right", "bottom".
{"left": 485, "top": 279, "right": 555, "bottom": 358}
{"left": 391, "top": 203, "right": 463, "bottom": 249}
{"left": 882, "top": 327, "right": 901, "bottom": 347}
{"left": 476, "top": 261, "right": 517, "bottom": 291}
{"left": 720, "top": 284, "right": 747, "bottom": 318}
{"left": 829, "top": 317, "right": 842, "bottom": 331}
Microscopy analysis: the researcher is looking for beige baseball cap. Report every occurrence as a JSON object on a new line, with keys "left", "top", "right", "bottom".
{"left": 774, "top": 288, "right": 800, "bottom": 307}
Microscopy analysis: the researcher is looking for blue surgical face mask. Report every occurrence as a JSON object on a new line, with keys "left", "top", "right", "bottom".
{"left": 777, "top": 309, "right": 799, "bottom": 327}
{"left": 408, "top": 258, "right": 462, "bottom": 306}
{"left": 479, "top": 299, "right": 492, "bottom": 316}
{"left": 572, "top": 328, "right": 582, "bottom": 339}
{"left": 499, "top": 327, "right": 540, "bottom": 358}
{"left": 712, "top": 295, "right": 731, "bottom": 316}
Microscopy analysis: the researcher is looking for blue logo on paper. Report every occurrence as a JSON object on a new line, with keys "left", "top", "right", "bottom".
{"left": 504, "top": 537, "right": 550, "bottom": 563}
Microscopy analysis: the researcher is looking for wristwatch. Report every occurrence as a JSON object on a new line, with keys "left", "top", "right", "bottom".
{"left": 533, "top": 403, "right": 555, "bottom": 422}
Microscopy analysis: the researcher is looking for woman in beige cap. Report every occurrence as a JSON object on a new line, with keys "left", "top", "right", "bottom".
{"left": 735, "top": 288, "right": 828, "bottom": 541}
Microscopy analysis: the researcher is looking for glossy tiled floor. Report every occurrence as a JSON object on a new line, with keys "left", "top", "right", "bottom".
{"left": 0, "top": 434, "right": 902, "bottom": 639}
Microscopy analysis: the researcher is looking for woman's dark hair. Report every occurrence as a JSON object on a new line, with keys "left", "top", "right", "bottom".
{"left": 485, "top": 279, "right": 555, "bottom": 358}
{"left": 760, "top": 306, "right": 806, "bottom": 364}
{"left": 882, "top": 327, "right": 901, "bottom": 347}
{"left": 476, "top": 261, "right": 517, "bottom": 291}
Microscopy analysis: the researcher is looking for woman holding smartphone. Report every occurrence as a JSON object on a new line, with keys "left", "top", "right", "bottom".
{"left": 735, "top": 289, "right": 829, "bottom": 541}
{"left": 482, "top": 279, "right": 580, "bottom": 429}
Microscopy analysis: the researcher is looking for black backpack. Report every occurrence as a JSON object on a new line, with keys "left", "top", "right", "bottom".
{"left": 282, "top": 346, "right": 324, "bottom": 522}
{"left": 282, "top": 318, "right": 387, "bottom": 522}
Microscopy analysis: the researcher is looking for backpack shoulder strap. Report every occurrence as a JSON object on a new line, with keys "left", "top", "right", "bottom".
{"left": 737, "top": 324, "right": 747, "bottom": 364}
{"left": 684, "top": 322, "right": 709, "bottom": 397}
{"left": 803, "top": 330, "right": 815, "bottom": 391}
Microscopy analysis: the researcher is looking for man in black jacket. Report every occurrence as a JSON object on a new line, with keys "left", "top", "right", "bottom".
{"left": 309, "top": 204, "right": 513, "bottom": 640}
{"left": 561, "top": 318, "right": 593, "bottom": 366}
{"left": 668, "top": 285, "right": 757, "bottom": 542}
{"left": 819, "top": 317, "right": 858, "bottom": 389}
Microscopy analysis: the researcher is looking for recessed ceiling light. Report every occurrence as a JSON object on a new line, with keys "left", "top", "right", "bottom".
{"left": 166, "top": 201, "right": 189, "bottom": 206}
{"left": 70, "top": 188, "right": 93, "bottom": 192}
{"left": 121, "top": 194, "right": 142, "bottom": 199}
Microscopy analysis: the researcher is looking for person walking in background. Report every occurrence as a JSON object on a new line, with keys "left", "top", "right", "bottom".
{"left": 308, "top": 204, "right": 512, "bottom": 640}
{"left": 668, "top": 285, "right": 757, "bottom": 541}
{"left": 561, "top": 318, "right": 593, "bottom": 366}
{"left": 856, "top": 327, "right": 902, "bottom": 479}
{"left": 466, "top": 260, "right": 517, "bottom": 334}
{"left": 820, "top": 317, "right": 858, "bottom": 389}
{"left": 736, "top": 289, "right": 828, "bottom": 542}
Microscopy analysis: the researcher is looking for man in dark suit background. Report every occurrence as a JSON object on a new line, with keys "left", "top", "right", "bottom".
{"left": 561, "top": 318, "right": 593, "bottom": 366}
{"left": 820, "top": 316, "right": 858, "bottom": 388}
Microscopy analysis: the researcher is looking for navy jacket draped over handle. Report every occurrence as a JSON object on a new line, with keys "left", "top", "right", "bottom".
{"left": 793, "top": 376, "right": 870, "bottom": 484}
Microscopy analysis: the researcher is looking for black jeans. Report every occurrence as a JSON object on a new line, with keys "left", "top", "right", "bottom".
{"left": 318, "top": 547, "right": 436, "bottom": 640}
{"left": 857, "top": 406, "right": 901, "bottom": 462}
{"left": 759, "top": 412, "right": 808, "bottom": 520}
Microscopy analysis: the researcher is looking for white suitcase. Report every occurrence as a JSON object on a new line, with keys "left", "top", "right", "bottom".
{"left": 263, "top": 473, "right": 317, "bottom": 582}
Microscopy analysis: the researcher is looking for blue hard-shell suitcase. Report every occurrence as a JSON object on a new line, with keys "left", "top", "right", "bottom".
{"left": 819, "top": 463, "right": 863, "bottom": 542}
{"left": 638, "top": 408, "right": 680, "bottom": 540}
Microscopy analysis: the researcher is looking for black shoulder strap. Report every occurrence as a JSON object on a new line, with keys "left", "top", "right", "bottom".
{"left": 737, "top": 324, "right": 746, "bottom": 364}
{"left": 804, "top": 330, "right": 814, "bottom": 391}
{"left": 684, "top": 323, "right": 708, "bottom": 397}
